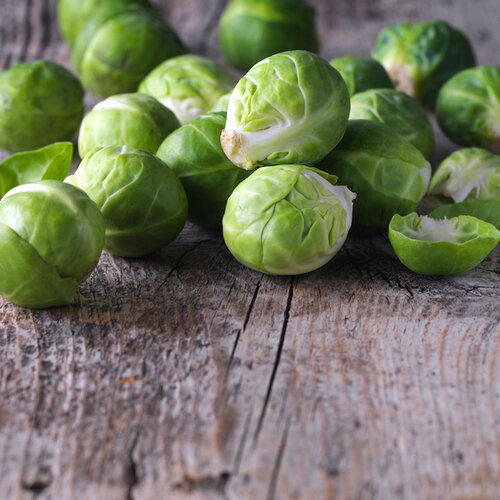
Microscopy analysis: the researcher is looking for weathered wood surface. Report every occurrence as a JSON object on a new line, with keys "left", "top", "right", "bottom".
{"left": 0, "top": 1, "right": 499, "bottom": 499}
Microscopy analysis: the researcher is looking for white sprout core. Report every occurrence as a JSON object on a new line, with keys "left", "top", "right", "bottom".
{"left": 158, "top": 97, "right": 205, "bottom": 125}
{"left": 401, "top": 216, "right": 471, "bottom": 243}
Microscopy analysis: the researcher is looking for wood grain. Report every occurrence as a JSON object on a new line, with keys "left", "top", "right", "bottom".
{"left": 0, "top": 1, "right": 499, "bottom": 499}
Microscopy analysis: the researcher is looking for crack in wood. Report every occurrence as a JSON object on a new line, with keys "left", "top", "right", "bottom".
{"left": 266, "top": 415, "right": 291, "bottom": 500}
{"left": 232, "top": 409, "right": 253, "bottom": 474}
{"left": 172, "top": 471, "right": 231, "bottom": 494}
{"left": 21, "top": 479, "right": 50, "bottom": 494}
{"left": 125, "top": 428, "right": 141, "bottom": 500}
{"left": 226, "top": 279, "right": 262, "bottom": 376}
{"left": 156, "top": 240, "right": 206, "bottom": 290}
{"left": 343, "top": 247, "right": 365, "bottom": 279}
{"left": 253, "top": 277, "right": 294, "bottom": 445}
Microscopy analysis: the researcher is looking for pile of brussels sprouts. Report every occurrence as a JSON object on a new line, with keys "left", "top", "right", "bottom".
{"left": 0, "top": 0, "right": 498, "bottom": 309}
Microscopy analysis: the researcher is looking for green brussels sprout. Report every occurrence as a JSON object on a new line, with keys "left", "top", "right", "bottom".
{"left": 70, "top": 146, "right": 187, "bottom": 257}
{"left": 210, "top": 91, "right": 233, "bottom": 113}
{"left": 0, "top": 180, "right": 105, "bottom": 308}
{"left": 428, "top": 148, "right": 500, "bottom": 203}
{"left": 223, "top": 165, "right": 355, "bottom": 275}
{"left": 349, "top": 88, "right": 434, "bottom": 160}
{"left": 0, "top": 60, "right": 84, "bottom": 153}
{"left": 372, "top": 21, "right": 475, "bottom": 108}
{"left": 221, "top": 50, "right": 350, "bottom": 170}
{"left": 157, "top": 112, "right": 250, "bottom": 228}
{"left": 57, "top": 0, "right": 151, "bottom": 47}
{"left": 219, "top": 0, "right": 319, "bottom": 72}
{"left": 0, "top": 142, "right": 73, "bottom": 198}
{"left": 430, "top": 198, "right": 500, "bottom": 230}
{"left": 138, "top": 55, "right": 235, "bottom": 125}
{"left": 329, "top": 56, "right": 393, "bottom": 97}
{"left": 436, "top": 66, "right": 500, "bottom": 152}
{"left": 78, "top": 93, "right": 180, "bottom": 158}
{"left": 72, "top": 5, "right": 185, "bottom": 97}
{"left": 317, "top": 120, "right": 431, "bottom": 232}
{"left": 389, "top": 213, "right": 500, "bottom": 275}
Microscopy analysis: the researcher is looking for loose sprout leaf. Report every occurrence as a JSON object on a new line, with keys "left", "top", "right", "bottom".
{"left": 0, "top": 142, "right": 73, "bottom": 199}
{"left": 389, "top": 212, "right": 500, "bottom": 275}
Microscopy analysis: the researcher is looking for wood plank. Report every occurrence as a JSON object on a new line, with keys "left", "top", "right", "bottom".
{"left": 0, "top": 0, "right": 499, "bottom": 499}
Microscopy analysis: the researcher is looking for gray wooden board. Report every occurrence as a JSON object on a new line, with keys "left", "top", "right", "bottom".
{"left": 0, "top": 0, "right": 499, "bottom": 499}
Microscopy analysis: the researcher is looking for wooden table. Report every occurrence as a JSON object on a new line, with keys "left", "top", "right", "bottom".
{"left": 1, "top": 1, "right": 499, "bottom": 499}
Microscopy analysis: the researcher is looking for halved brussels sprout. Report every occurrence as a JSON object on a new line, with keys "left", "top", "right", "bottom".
{"left": 78, "top": 93, "right": 180, "bottom": 158}
{"left": 0, "top": 60, "right": 84, "bottom": 152}
{"left": 349, "top": 88, "right": 434, "bottom": 159}
{"left": 0, "top": 142, "right": 73, "bottom": 198}
{"left": 317, "top": 120, "right": 431, "bottom": 232}
{"left": 372, "top": 21, "right": 475, "bottom": 108}
{"left": 210, "top": 91, "right": 233, "bottom": 113}
{"left": 219, "top": 0, "right": 319, "bottom": 72}
{"left": 57, "top": 0, "right": 151, "bottom": 47}
{"left": 221, "top": 50, "right": 350, "bottom": 170}
{"left": 430, "top": 199, "right": 500, "bottom": 230}
{"left": 428, "top": 148, "right": 500, "bottom": 202}
{"left": 70, "top": 146, "right": 187, "bottom": 257}
{"left": 389, "top": 213, "right": 500, "bottom": 275}
{"left": 329, "top": 56, "right": 393, "bottom": 97}
{"left": 0, "top": 180, "right": 105, "bottom": 308}
{"left": 72, "top": 5, "right": 185, "bottom": 97}
{"left": 223, "top": 165, "right": 355, "bottom": 275}
{"left": 436, "top": 66, "right": 500, "bottom": 152}
{"left": 138, "top": 55, "right": 235, "bottom": 125}
{"left": 156, "top": 112, "right": 249, "bottom": 228}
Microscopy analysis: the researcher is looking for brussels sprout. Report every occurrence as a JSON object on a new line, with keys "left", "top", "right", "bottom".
{"left": 436, "top": 66, "right": 500, "bottom": 152}
{"left": 0, "top": 60, "right": 84, "bottom": 152}
{"left": 329, "top": 56, "right": 393, "bottom": 97}
{"left": 78, "top": 93, "right": 180, "bottom": 158}
{"left": 157, "top": 112, "right": 249, "bottom": 228}
{"left": 73, "top": 5, "right": 185, "bottom": 97}
{"left": 221, "top": 50, "right": 350, "bottom": 170}
{"left": 70, "top": 146, "right": 187, "bottom": 257}
{"left": 389, "top": 213, "right": 500, "bottom": 275}
{"left": 223, "top": 165, "right": 355, "bottom": 275}
{"left": 430, "top": 199, "right": 500, "bottom": 230}
{"left": 210, "top": 91, "right": 233, "bottom": 113}
{"left": 219, "top": 0, "right": 319, "bottom": 72}
{"left": 349, "top": 88, "right": 434, "bottom": 160}
{"left": 372, "top": 21, "right": 475, "bottom": 108}
{"left": 317, "top": 120, "right": 431, "bottom": 232}
{"left": 138, "top": 55, "right": 235, "bottom": 125}
{"left": 57, "top": 0, "right": 151, "bottom": 47}
{"left": 0, "top": 180, "right": 105, "bottom": 308}
{"left": 428, "top": 148, "right": 500, "bottom": 203}
{"left": 0, "top": 142, "right": 73, "bottom": 198}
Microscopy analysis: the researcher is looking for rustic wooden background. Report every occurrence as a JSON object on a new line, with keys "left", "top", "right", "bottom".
{"left": 0, "top": 1, "right": 499, "bottom": 499}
